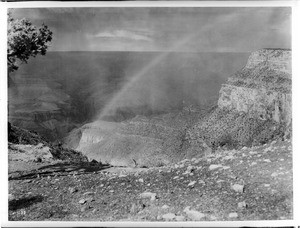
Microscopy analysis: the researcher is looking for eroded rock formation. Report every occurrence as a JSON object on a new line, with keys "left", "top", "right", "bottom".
{"left": 218, "top": 49, "right": 291, "bottom": 125}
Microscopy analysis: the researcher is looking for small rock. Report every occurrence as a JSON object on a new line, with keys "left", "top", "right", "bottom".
{"left": 109, "top": 190, "right": 114, "bottom": 193}
{"left": 138, "top": 178, "right": 144, "bottom": 183}
{"left": 162, "top": 213, "right": 176, "bottom": 220}
{"left": 83, "top": 191, "right": 94, "bottom": 196}
{"left": 249, "top": 151, "right": 257, "bottom": 155}
{"left": 184, "top": 208, "right": 205, "bottom": 221}
{"left": 175, "top": 215, "right": 185, "bottom": 221}
{"left": 92, "top": 208, "right": 98, "bottom": 213}
{"left": 263, "top": 159, "right": 271, "bottom": 163}
{"left": 69, "top": 187, "right": 78, "bottom": 194}
{"left": 8, "top": 194, "right": 15, "bottom": 201}
{"left": 78, "top": 199, "right": 86, "bottom": 204}
{"left": 271, "top": 172, "right": 278, "bottom": 177}
{"left": 222, "top": 166, "right": 230, "bottom": 170}
{"left": 238, "top": 201, "right": 247, "bottom": 208}
{"left": 209, "top": 164, "right": 222, "bottom": 170}
{"left": 250, "top": 162, "right": 257, "bottom": 166}
{"left": 231, "top": 184, "right": 244, "bottom": 193}
{"left": 173, "top": 176, "right": 179, "bottom": 179}
{"left": 223, "top": 155, "right": 235, "bottom": 160}
{"left": 81, "top": 206, "right": 90, "bottom": 212}
{"left": 264, "top": 184, "right": 270, "bottom": 187}
{"left": 140, "top": 192, "right": 157, "bottom": 201}
{"left": 198, "top": 180, "right": 205, "bottom": 184}
{"left": 119, "top": 174, "right": 127, "bottom": 178}
{"left": 186, "top": 165, "right": 195, "bottom": 172}
{"left": 229, "top": 212, "right": 238, "bottom": 218}
{"left": 162, "top": 204, "right": 169, "bottom": 209}
{"left": 156, "top": 215, "right": 162, "bottom": 220}
{"left": 242, "top": 147, "right": 247, "bottom": 150}
{"left": 188, "top": 181, "right": 196, "bottom": 187}
{"left": 86, "top": 197, "right": 95, "bottom": 202}
{"left": 210, "top": 215, "right": 217, "bottom": 220}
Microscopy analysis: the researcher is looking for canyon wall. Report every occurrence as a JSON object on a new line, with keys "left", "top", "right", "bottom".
{"left": 218, "top": 49, "right": 292, "bottom": 126}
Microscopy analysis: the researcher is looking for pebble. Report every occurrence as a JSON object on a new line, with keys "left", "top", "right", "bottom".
{"left": 229, "top": 212, "right": 238, "bottom": 218}
{"left": 184, "top": 207, "right": 205, "bottom": 221}
{"left": 81, "top": 206, "right": 90, "bottom": 212}
{"left": 109, "top": 190, "right": 114, "bottom": 193}
{"left": 250, "top": 162, "right": 257, "bottom": 166}
{"left": 173, "top": 176, "right": 179, "bottom": 179}
{"left": 209, "top": 164, "right": 222, "bottom": 170}
{"left": 231, "top": 184, "right": 245, "bottom": 193}
{"left": 175, "top": 215, "right": 185, "bottom": 221}
{"left": 140, "top": 191, "right": 157, "bottom": 201}
{"left": 78, "top": 199, "right": 86, "bottom": 204}
{"left": 162, "top": 213, "right": 176, "bottom": 220}
{"left": 238, "top": 201, "right": 247, "bottom": 208}
{"left": 83, "top": 191, "right": 94, "bottom": 196}
{"left": 69, "top": 187, "right": 78, "bottom": 194}
{"left": 8, "top": 194, "right": 14, "bottom": 201}
{"left": 138, "top": 178, "right": 144, "bottom": 183}
{"left": 92, "top": 208, "right": 98, "bottom": 213}
{"left": 264, "top": 184, "right": 270, "bottom": 187}
{"left": 223, "top": 155, "right": 234, "bottom": 160}
{"left": 198, "top": 180, "right": 205, "bottom": 184}
{"left": 162, "top": 204, "right": 169, "bottom": 209}
{"left": 271, "top": 172, "right": 278, "bottom": 177}
{"left": 264, "top": 159, "right": 271, "bottom": 163}
{"left": 188, "top": 181, "right": 196, "bottom": 187}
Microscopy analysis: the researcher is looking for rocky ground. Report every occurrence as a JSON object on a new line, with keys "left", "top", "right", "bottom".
{"left": 8, "top": 139, "right": 292, "bottom": 221}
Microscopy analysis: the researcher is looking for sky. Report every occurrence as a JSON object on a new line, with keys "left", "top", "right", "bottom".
{"left": 11, "top": 7, "right": 291, "bottom": 52}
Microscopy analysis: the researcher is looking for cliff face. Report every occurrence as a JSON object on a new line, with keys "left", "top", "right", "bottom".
{"left": 218, "top": 49, "right": 292, "bottom": 125}
{"left": 65, "top": 111, "right": 211, "bottom": 167}
{"left": 8, "top": 74, "right": 76, "bottom": 141}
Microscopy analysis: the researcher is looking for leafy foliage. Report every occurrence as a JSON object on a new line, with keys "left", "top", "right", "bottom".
{"left": 7, "top": 11, "right": 53, "bottom": 73}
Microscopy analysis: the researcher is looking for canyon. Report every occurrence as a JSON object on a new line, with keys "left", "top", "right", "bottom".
{"left": 66, "top": 48, "right": 292, "bottom": 167}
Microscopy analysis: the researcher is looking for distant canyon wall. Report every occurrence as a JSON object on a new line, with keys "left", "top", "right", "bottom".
{"left": 218, "top": 49, "right": 292, "bottom": 126}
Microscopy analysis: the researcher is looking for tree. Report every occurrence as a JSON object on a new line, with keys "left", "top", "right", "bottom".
{"left": 7, "top": 10, "right": 53, "bottom": 73}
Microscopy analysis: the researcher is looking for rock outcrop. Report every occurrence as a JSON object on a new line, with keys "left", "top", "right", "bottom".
{"left": 8, "top": 74, "right": 76, "bottom": 141}
{"left": 218, "top": 49, "right": 291, "bottom": 125}
{"left": 187, "top": 49, "right": 292, "bottom": 149}
{"left": 66, "top": 111, "right": 211, "bottom": 167}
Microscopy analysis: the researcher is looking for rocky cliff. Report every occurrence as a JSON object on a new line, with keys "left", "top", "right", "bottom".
{"left": 8, "top": 74, "right": 77, "bottom": 141}
{"left": 187, "top": 49, "right": 292, "bottom": 150}
{"left": 218, "top": 49, "right": 291, "bottom": 125}
{"left": 65, "top": 110, "right": 212, "bottom": 167}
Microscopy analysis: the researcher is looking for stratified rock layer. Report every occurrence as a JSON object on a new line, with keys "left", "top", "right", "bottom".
{"left": 188, "top": 49, "right": 292, "bottom": 150}
{"left": 67, "top": 111, "right": 211, "bottom": 167}
{"left": 218, "top": 49, "right": 291, "bottom": 125}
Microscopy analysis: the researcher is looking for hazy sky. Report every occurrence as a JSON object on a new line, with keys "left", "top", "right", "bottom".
{"left": 12, "top": 7, "right": 291, "bottom": 52}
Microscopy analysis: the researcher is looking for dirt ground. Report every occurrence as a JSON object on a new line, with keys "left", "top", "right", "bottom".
{"left": 8, "top": 139, "right": 292, "bottom": 221}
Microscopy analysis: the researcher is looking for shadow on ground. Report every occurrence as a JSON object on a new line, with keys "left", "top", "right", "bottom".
{"left": 8, "top": 161, "right": 111, "bottom": 181}
{"left": 9, "top": 195, "right": 44, "bottom": 211}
